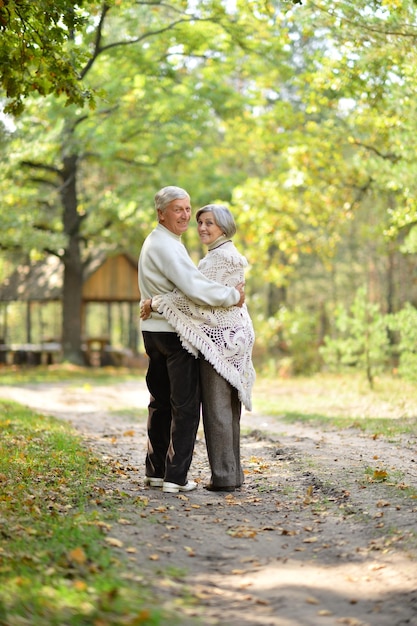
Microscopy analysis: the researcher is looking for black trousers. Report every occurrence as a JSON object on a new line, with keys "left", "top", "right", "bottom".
{"left": 142, "top": 331, "right": 200, "bottom": 485}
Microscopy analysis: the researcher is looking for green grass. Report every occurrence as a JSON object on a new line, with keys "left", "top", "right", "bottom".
{"left": 0, "top": 399, "right": 183, "bottom": 626}
{"left": 252, "top": 372, "right": 417, "bottom": 438}
{"left": 0, "top": 364, "right": 146, "bottom": 386}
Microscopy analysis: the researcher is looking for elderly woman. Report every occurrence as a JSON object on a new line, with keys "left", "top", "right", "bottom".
{"left": 142, "top": 204, "right": 255, "bottom": 492}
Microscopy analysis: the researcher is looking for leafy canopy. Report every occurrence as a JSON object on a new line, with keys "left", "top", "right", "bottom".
{"left": 0, "top": 0, "right": 98, "bottom": 115}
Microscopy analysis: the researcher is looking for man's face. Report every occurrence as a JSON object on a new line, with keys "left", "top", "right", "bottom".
{"left": 158, "top": 197, "right": 192, "bottom": 235}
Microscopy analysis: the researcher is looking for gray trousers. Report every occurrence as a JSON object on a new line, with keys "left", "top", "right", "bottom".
{"left": 200, "top": 358, "right": 244, "bottom": 488}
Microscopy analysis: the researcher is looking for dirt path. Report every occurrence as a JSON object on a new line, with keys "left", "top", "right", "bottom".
{"left": 1, "top": 380, "right": 416, "bottom": 626}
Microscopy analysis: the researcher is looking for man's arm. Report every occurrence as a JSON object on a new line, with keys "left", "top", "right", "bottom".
{"left": 140, "top": 282, "right": 245, "bottom": 320}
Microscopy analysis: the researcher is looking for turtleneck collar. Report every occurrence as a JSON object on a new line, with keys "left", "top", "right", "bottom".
{"left": 208, "top": 234, "right": 231, "bottom": 251}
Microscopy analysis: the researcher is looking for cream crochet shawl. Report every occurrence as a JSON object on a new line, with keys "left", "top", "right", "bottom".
{"left": 153, "top": 239, "right": 256, "bottom": 410}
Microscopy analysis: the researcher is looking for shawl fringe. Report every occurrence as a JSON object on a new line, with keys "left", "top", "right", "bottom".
{"left": 156, "top": 298, "right": 254, "bottom": 411}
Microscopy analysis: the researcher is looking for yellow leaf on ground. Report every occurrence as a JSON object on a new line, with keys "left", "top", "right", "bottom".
{"left": 318, "top": 609, "right": 333, "bottom": 616}
{"left": 68, "top": 547, "right": 87, "bottom": 564}
{"left": 73, "top": 580, "right": 87, "bottom": 591}
{"left": 306, "top": 596, "right": 320, "bottom": 605}
{"left": 228, "top": 526, "right": 257, "bottom": 538}
{"left": 105, "top": 537, "right": 124, "bottom": 548}
{"left": 372, "top": 470, "right": 388, "bottom": 481}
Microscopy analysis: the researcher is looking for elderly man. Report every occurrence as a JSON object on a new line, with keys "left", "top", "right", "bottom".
{"left": 138, "top": 186, "right": 244, "bottom": 494}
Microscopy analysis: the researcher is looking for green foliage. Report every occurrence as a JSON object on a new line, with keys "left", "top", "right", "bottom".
{"left": 320, "top": 287, "right": 391, "bottom": 387}
{"left": 3, "top": 0, "right": 417, "bottom": 364}
{"left": 253, "top": 306, "right": 321, "bottom": 376}
{"left": 388, "top": 303, "right": 417, "bottom": 382}
{"left": 0, "top": 0, "right": 99, "bottom": 114}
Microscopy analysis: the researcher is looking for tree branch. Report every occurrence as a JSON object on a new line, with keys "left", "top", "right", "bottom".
{"left": 80, "top": 2, "right": 112, "bottom": 79}
{"left": 21, "top": 160, "right": 61, "bottom": 175}
{"left": 352, "top": 139, "right": 400, "bottom": 163}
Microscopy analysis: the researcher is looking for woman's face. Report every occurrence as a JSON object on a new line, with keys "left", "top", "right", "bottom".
{"left": 197, "top": 211, "right": 223, "bottom": 245}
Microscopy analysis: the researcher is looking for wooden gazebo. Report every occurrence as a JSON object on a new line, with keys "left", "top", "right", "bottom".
{"left": 0, "top": 252, "right": 140, "bottom": 365}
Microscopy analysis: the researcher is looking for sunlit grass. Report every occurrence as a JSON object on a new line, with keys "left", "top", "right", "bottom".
{"left": 2, "top": 366, "right": 416, "bottom": 439}
{"left": 0, "top": 399, "right": 185, "bottom": 626}
{"left": 252, "top": 372, "right": 417, "bottom": 437}
{"left": 0, "top": 364, "right": 146, "bottom": 386}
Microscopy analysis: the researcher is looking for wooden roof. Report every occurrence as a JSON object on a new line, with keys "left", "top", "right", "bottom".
{"left": 0, "top": 253, "right": 139, "bottom": 303}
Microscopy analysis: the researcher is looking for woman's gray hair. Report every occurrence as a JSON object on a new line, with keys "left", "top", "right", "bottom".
{"left": 154, "top": 186, "right": 190, "bottom": 213}
{"left": 196, "top": 204, "right": 237, "bottom": 238}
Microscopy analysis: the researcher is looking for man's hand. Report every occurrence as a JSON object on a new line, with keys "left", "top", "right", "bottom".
{"left": 236, "top": 282, "right": 245, "bottom": 308}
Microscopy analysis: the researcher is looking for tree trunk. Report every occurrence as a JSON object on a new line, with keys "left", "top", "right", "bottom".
{"left": 60, "top": 154, "right": 84, "bottom": 364}
{"left": 267, "top": 282, "right": 287, "bottom": 317}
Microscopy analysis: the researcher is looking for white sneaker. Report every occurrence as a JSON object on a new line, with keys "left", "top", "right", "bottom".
{"left": 144, "top": 477, "right": 164, "bottom": 488}
{"left": 162, "top": 480, "right": 197, "bottom": 493}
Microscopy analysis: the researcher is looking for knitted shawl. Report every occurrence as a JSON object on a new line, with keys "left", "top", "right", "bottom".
{"left": 153, "top": 241, "right": 256, "bottom": 410}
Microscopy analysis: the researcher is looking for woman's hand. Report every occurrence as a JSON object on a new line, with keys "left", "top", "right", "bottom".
{"left": 140, "top": 298, "right": 153, "bottom": 320}
{"left": 236, "top": 282, "right": 245, "bottom": 308}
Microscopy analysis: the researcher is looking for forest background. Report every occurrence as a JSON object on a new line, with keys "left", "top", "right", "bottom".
{"left": 1, "top": 0, "right": 417, "bottom": 386}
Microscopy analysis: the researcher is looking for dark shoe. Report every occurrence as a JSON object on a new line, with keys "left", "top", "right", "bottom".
{"left": 204, "top": 483, "right": 235, "bottom": 492}
{"left": 144, "top": 476, "right": 164, "bottom": 488}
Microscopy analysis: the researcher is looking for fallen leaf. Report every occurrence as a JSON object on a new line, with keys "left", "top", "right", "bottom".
{"left": 73, "top": 580, "right": 87, "bottom": 591}
{"left": 306, "top": 596, "right": 320, "bottom": 605}
{"left": 68, "top": 547, "right": 87, "bottom": 565}
{"left": 318, "top": 609, "right": 333, "bottom": 616}
{"left": 372, "top": 470, "right": 388, "bottom": 482}
{"left": 228, "top": 526, "right": 257, "bottom": 538}
{"left": 369, "top": 563, "right": 386, "bottom": 571}
{"left": 105, "top": 537, "right": 123, "bottom": 548}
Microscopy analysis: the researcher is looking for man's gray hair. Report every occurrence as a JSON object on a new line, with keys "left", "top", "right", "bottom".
{"left": 154, "top": 186, "right": 190, "bottom": 213}
{"left": 196, "top": 204, "right": 237, "bottom": 238}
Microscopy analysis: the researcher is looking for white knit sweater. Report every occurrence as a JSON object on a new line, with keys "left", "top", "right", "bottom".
{"left": 153, "top": 240, "right": 256, "bottom": 410}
